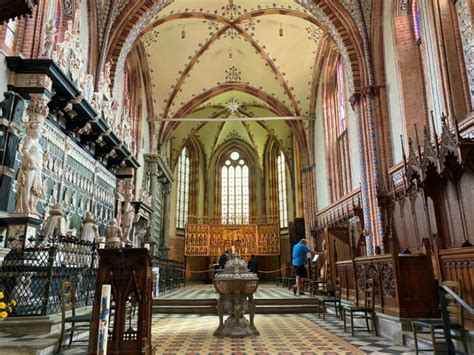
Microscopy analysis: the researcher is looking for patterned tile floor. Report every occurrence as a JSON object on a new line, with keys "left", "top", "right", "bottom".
{"left": 0, "top": 284, "right": 422, "bottom": 354}
{"left": 151, "top": 313, "right": 417, "bottom": 355}
{"left": 157, "top": 283, "right": 313, "bottom": 300}
{"left": 152, "top": 314, "right": 364, "bottom": 355}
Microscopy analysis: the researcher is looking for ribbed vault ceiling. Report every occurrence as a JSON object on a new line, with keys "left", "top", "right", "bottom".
{"left": 139, "top": 0, "right": 328, "bottom": 166}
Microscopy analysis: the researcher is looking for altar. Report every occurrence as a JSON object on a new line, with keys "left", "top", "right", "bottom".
{"left": 184, "top": 218, "right": 280, "bottom": 257}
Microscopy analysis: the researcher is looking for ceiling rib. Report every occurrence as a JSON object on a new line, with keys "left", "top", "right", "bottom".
{"left": 150, "top": 116, "right": 311, "bottom": 122}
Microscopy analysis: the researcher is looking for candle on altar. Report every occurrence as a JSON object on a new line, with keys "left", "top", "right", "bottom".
{"left": 232, "top": 246, "right": 236, "bottom": 254}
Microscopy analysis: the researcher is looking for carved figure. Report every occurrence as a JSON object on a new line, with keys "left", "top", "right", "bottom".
{"left": 42, "top": 203, "right": 67, "bottom": 237}
{"left": 81, "top": 212, "right": 100, "bottom": 243}
{"left": 15, "top": 122, "right": 45, "bottom": 215}
{"left": 105, "top": 218, "right": 123, "bottom": 248}
{"left": 40, "top": 19, "right": 56, "bottom": 58}
{"left": 82, "top": 73, "right": 94, "bottom": 102}
{"left": 121, "top": 200, "right": 134, "bottom": 246}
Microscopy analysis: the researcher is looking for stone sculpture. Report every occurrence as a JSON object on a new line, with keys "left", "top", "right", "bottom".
{"left": 40, "top": 19, "right": 56, "bottom": 58}
{"left": 42, "top": 203, "right": 67, "bottom": 237}
{"left": 105, "top": 218, "right": 123, "bottom": 248}
{"left": 121, "top": 200, "right": 134, "bottom": 246}
{"left": 81, "top": 212, "right": 100, "bottom": 243}
{"left": 15, "top": 121, "right": 45, "bottom": 215}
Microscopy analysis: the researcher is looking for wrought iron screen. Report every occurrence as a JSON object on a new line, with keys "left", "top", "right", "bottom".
{"left": 0, "top": 236, "right": 97, "bottom": 316}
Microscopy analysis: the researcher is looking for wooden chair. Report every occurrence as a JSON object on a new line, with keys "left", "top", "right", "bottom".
{"left": 342, "top": 278, "right": 378, "bottom": 336}
{"left": 310, "top": 261, "right": 328, "bottom": 297}
{"left": 56, "top": 281, "right": 91, "bottom": 353}
{"left": 411, "top": 280, "right": 468, "bottom": 354}
{"left": 316, "top": 276, "right": 342, "bottom": 320}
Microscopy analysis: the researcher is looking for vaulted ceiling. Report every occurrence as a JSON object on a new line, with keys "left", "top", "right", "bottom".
{"left": 137, "top": 0, "right": 330, "bottom": 167}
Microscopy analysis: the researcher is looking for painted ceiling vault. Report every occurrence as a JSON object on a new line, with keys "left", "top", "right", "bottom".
{"left": 137, "top": 0, "right": 330, "bottom": 168}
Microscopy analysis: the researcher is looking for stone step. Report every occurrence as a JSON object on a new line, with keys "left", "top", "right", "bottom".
{"left": 153, "top": 297, "right": 317, "bottom": 307}
{"left": 153, "top": 305, "right": 217, "bottom": 314}
{"left": 154, "top": 298, "right": 217, "bottom": 306}
{"left": 255, "top": 298, "right": 318, "bottom": 305}
{"left": 153, "top": 304, "right": 320, "bottom": 314}
{"left": 256, "top": 304, "right": 319, "bottom": 314}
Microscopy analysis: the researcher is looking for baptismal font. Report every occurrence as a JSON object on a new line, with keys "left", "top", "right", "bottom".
{"left": 213, "top": 252, "right": 259, "bottom": 337}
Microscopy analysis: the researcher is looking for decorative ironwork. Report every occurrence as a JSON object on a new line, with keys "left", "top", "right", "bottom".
{"left": 0, "top": 235, "right": 97, "bottom": 316}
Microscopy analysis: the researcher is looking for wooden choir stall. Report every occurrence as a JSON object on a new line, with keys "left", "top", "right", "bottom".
{"left": 319, "top": 117, "right": 474, "bottom": 327}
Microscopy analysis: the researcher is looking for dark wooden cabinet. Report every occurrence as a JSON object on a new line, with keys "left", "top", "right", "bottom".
{"left": 88, "top": 248, "right": 153, "bottom": 354}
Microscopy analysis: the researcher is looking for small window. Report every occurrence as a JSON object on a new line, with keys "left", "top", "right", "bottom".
{"left": 336, "top": 58, "right": 347, "bottom": 134}
{"left": 176, "top": 148, "right": 190, "bottom": 229}
{"left": 277, "top": 151, "right": 288, "bottom": 228}
{"left": 412, "top": 0, "right": 422, "bottom": 43}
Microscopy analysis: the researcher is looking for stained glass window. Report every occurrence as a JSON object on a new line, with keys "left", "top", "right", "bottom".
{"left": 5, "top": 19, "right": 16, "bottom": 49}
{"left": 176, "top": 148, "right": 190, "bottom": 229}
{"left": 277, "top": 151, "right": 288, "bottom": 228}
{"left": 412, "top": 0, "right": 422, "bottom": 42}
{"left": 336, "top": 58, "right": 347, "bottom": 135}
{"left": 336, "top": 58, "right": 351, "bottom": 196}
{"left": 221, "top": 151, "right": 249, "bottom": 224}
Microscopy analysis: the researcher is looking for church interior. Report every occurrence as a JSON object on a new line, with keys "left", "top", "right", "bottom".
{"left": 0, "top": 0, "right": 473, "bottom": 354}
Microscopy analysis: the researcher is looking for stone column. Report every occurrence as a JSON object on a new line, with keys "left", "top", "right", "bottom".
{"left": 159, "top": 181, "right": 171, "bottom": 258}
{"left": 144, "top": 154, "right": 160, "bottom": 256}
{"left": 350, "top": 89, "right": 385, "bottom": 256}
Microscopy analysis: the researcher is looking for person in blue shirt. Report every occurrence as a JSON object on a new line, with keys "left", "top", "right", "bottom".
{"left": 292, "top": 239, "right": 320, "bottom": 296}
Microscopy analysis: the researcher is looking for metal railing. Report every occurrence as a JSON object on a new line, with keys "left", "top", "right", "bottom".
{"left": 0, "top": 235, "right": 98, "bottom": 316}
{"left": 439, "top": 284, "right": 474, "bottom": 355}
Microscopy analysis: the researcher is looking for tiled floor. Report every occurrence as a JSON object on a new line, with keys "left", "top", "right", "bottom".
{"left": 152, "top": 314, "right": 364, "bottom": 354}
{"left": 151, "top": 313, "right": 416, "bottom": 355}
{"left": 157, "top": 283, "right": 313, "bottom": 300}
{"left": 0, "top": 284, "right": 421, "bottom": 354}
{"left": 0, "top": 313, "right": 417, "bottom": 355}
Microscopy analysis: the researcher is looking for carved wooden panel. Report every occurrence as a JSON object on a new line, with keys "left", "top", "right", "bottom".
{"left": 185, "top": 223, "right": 279, "bottom": 256}
{"left": 88, "top": 249, "right": 153, "bottom": 354}
{"left": 439, "top": 247, "right": 474, "bottom": 327}
{"left": 336, "top": 253, "right": 437, "bottom": 318}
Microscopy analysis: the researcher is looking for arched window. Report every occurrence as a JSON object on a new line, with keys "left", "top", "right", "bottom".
{"left": 4, "top": 19, "right": 16, "bottom": 49}
{"left": 176, "top": 147, "right": 190, "bottom": 229}
{"left": 336, "top": 58, "right": 351, "bottom": 196}
{"left": 221, "top": 151, "right": 249, "bottom": 224}
{"left": 277, "top": 151, "right": 288, "bottom": 228}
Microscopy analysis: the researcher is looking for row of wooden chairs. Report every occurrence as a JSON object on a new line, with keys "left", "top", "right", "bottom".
{"left": 315, "top": 277, "right": 378, "bottom": 336}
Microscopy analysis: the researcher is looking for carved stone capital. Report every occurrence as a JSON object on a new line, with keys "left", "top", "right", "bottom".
{"left": 27, "top": 95, "right": 50, "bottom": 124}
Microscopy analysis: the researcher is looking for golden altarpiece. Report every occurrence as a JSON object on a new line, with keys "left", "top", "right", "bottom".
{"left": 184, "top": 216, "right": 280, "bottom": 257}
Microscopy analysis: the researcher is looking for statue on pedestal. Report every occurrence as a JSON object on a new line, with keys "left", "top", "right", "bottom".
{"left": 81, "top": 212, "right": 100, "bottom": 243}
{"left": 15, "top": 120, "right": 46, "bottom": 215}
{"left": 40, "top": 19, "right": 56, "bottom": 58}
{"left": 105, "top": 218, "right": 123, "bottom": 248}
{"left": 42, "top": 203, "right": 67, "bottom": 237}
{"left": 121, "top": 200, "right": 134, "bottom": 246}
